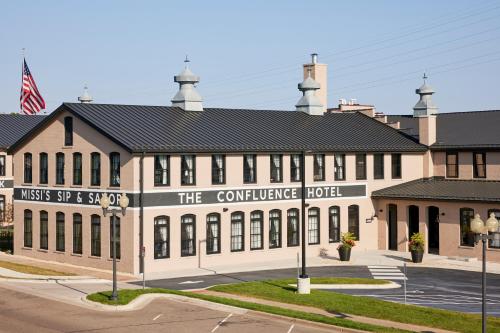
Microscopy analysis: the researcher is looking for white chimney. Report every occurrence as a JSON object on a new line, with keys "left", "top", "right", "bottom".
{"left": 171, "top": 57, "right": 203, "bottom": 112}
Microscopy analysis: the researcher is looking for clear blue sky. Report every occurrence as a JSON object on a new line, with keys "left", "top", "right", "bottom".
{"left": 1, "top": 0, "right": 500, "bottom": 115}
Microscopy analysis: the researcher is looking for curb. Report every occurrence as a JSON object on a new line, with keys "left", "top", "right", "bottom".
{"left": 288, "top": 281, "right": 401, "bottom": 290}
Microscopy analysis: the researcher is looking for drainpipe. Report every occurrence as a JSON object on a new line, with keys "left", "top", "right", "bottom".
{"left": 139, "top": 152, "right": 145, "bottom": 275}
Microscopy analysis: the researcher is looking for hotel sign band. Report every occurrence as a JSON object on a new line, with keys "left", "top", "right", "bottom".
{"left": 0, "top": 180, "right": 13, "bottom": 189}
{"left": 14, "top": 184, "right": 366, "bottom": 208}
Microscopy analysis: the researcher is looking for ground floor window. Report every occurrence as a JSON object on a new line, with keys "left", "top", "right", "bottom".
{"left": 287, "top": 208, "right": 299, "bottom": 246}
{"left": 109, "top": 216, "right": 121, "bottom": 259}
{"left": 91, "top": 215, "right": 101, "bottom": 257}
{"left": 488, "top": 209, "right": 500, "bottom": 249}
{"left": 40, "top": 211, "right": 48, "bottom": 250}
{"left": 56, "top": 212, "right": 65, "bottom": 252}
{"left": 206, "top": 213, "right": 220, "bottom": 254}
{"left": 154, "top": 216, "right": 169, "bottom": 259}
{"left": 0, "top": 195, "right": 4, "bottom": 222}
{"left": 24, "top": 210, "right": 32, "bottom": 248}
{"left": 250, "top": 211, "right": 263, "bottom": 250}
{"left": 181, "top": 214, "right": 196, "bottom": 256}
{"left": 329, "top": 206, "right": 340, "bottom": 243}
{"left": 269, "top": 210, "right": 281, "bottom": 248}
{"left": 460, "top": 208, "right": 475, "bottom": 247}
{"left": 73, "top": 213, "right": 82, "bottom": 254}
{"left": 308, "top": 208, "right": 320, "bottom": 244}
{"left": 348, "top": 205, "right": 360, "bottom": 240}
{"left": 231, "top": 212, "right": 244, "bottom": 251}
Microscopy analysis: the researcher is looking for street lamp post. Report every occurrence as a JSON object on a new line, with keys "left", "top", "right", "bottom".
{"left": 297, "top": 150, "right": 310, "bottom": 294}
{"left": 470, "top": 213, "right": 499, "bottom": 333}
{"left": 101, "top": 193, "right": 129, "bottom": 301}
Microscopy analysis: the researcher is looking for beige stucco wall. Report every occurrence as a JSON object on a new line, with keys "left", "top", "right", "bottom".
{"left": 433, "top": 151, "right": 500, "bottom": 180}
{"left": 0, "top": 152, "right": 13, "bottom": 225}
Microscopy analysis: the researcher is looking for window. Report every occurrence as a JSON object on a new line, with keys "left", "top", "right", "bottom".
{"left": 56, "top": 212, "right": 65, "bottom": 252}
{"left": 308, "top": 208, "right": 320, "bottom": 245}
{"left": 73, "top": 213, "right": 82, "bottom": 254}
{"left": 329, "top": 206, "right": 340, "bottom": 243}
{"left": 64, "top": 116, "right": 73, "bottom": 146}
{"left": 391, "top": 153, "right": 402, "bottom": 179}
{"left": 154, "top": 155, "right": 170, "bottom": 186}
{"left": 460, "top": 208, "right": 475, "bottom": 247}
{"left": 270, "top": 154, "right": 282, "bottom": 183}
{"left": 0, "top": 155, "right": 5, "bottom": 176}
{"left": 39, "top": 153, "right": 48, "bottom": 184}
{"left": 230, "top": 212, "right": 244, "bottom": 252}
{"left": 287, "top": 208, "right": 299, "bottom": 246}
{"left": 243, "top": 154, "right": 257, "bottom": 183}
{"left": 348, "top": 205, "right": 360, "bottom": 240}
{"left": 109, "top": 152, "right": 120, "bottom": 187}
{"left": 109, "top": 216, "right": 121, "bottom": 259}
{"left": 40, "top": 211, "right": 48, "bottom": 250}
{"left": 181, "top": 214, "right": 196, "bottom": 256}
{"left": 250, "top": 211, "right": 263, "bottom": 250}
{"left": 154, "top": 216, "right": 169, "bottom": 259}
{"left": 24, "top": 153, "right": 32, "bottom": 183}
{"left": 313, "top": 154, "right": 325, "bottom": 181}
{"left": 473, "top": 152, "right": 486, "bottom": 178}
{"left": 446, "top": 152, "right": 458, "bottom": 178}
{"left": 206, "top": 213, "right": 220, "bottom": 254}
{"left": 290, "top": 154, "right": 302, "bottom": 182}
{"left": 91, "top": 215, "right": 101, "bottom": 257}
{"left": 212, "top": 154, "right": 225, "bottom": 185}
{"left": 355, "top": 154, "right": 366, "bottom": 180}
{"left": 0, "top": 195, "right": 4, "bottom": 222}
{"left": 73, "top": 153, "right": 82, "bottom": 186}
{"left": 90, "top": 152, "right": 101, "bottom": 186}
{"left": 334, "top": 154, "right": 345, "bottom": 181}
{"left": 24, "top": 210, "right": 32, "bottom": 248}
{"left": 181, "top": 155, "right": 195, "bottom": 185}
{"left": 56, "top": 152, "right": 65, "bottom": 185}
{"left": 269, "top": 209, "right": 281, "bottom": 248}
{"left": 487, "top": 209, "right": 500, "bottom": 249}
{"left": 374, "top": 153, "right": 384, "bottom": 179}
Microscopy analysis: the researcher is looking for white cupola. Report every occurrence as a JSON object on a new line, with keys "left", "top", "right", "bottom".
{"left": 78, "top": 85, "right": 93, "bottom": 103}
{"left": 171, "top": 57, "right": 203, "bottom": 112}
{"left": 295, "top": 70, "right": 323, "bottom": 115}
{"left": 413, "top": 74, "right": 438, "bottom": 117}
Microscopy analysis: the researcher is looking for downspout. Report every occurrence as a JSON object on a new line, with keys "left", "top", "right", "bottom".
{"left": 139, "top": 152, "right": 145, "bottom": 274}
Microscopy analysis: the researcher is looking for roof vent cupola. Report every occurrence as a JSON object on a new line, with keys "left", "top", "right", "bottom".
{"left": 78, "top": 85, "right": 93, "bottom": 103}
{"left": 171, "top": 57, "right": 203, "bottom": 112}
{"left": 295, "top": 70, "right": 323, "bottom": 115}
{"left": 413, "top": 74, "right": 438, "bottom": 117}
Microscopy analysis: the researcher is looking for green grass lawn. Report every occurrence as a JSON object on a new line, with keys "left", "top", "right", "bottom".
{"left": 87, "top": 288, "right": 411, "bottom": 333}
{"left": 0, "top": 260, "right": 74, "bottom": 276}
{"left": 209, "top": 279, "right": 500, "bottom": 333}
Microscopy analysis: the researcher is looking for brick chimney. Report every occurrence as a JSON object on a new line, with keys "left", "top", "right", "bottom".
{"left": 303, "top": 53, "right": 327, "bottom": 112}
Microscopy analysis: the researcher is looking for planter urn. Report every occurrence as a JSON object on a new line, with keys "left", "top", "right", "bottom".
{"left": 410, "top": 249, "right": 424, "bottom": 263}
{"left": 338, "top": 246, "right": 351, "bottom": 261}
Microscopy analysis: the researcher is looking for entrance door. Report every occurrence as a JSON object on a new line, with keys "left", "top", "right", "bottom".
{"left": 388, "top": 204, "right": 398, "bottom": 250}
{"left": 408, "top": 205, "right": 420, "bottom": 239}
{"left": 428, "top": 206, "right": 440, "bottom": 254}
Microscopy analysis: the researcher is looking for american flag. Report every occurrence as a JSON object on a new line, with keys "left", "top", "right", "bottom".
{"left": 20, "top": 59, "right": 45, "bottom": 115}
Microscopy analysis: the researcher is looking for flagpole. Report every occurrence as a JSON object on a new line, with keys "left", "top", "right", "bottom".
{"left": 21, "top": 48, "right": 25, "bottom": 115}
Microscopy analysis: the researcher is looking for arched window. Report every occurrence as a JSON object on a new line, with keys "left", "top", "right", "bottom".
{"left": 110, "top": 216, "right": 121, "bottom": 259}
{"left": 91, "top": 152, "right": 101, "bottom": 186}
{"left": 39, "top": 211, "right": 48, "bottom": 250}
{"left": 308, "top": 207, "right": 320, "bottom": 245}
{"left": 269, "top": 209, "right": 282, "bottom": 248}
{"left": 39, "top": 153, "right": 48, "bottom": 184}
{"left": 348, "top": 205, "right": 360, "bottom": 240}
{"left": 109, "top": 152, "right": 120, "bottom": 187}
{"left": 250, "top": 210, "right": 263, "bottom": 250}
{"left": 329, "top": 206, "right": 340, "bottom": 243}
{"left": 24, "top": 153, "right": 32, "bottom": 183}
{"left": 91, "top": 215, "right": 101, "bottom": 257}
{"left": 56, "top": 212, "right": 65, "bottom": 252}
{"left": 154, "top": 216, "right": 169, "bottom": 259}
{"left": 73, "top": 213, "right": 82, "bottom": 254}
{"left": 460, "top": 208, "right": 474, "bottom": 247}
{"left": 73, "top": 153, "right": 82, "bottom": 186}
{"left": 231, "top": 212, "right": 244, "bottom": 252}
{"left": 287, "top": 208, "right": 299, "bottom": 246}
{"left": 24, "top": 209, "right": 32, "bottom": 248}
{"left": 56, "top": 152, "right": 65, "bottom": 185}
{"left": 206, "top": 213, "right": 220, "bottom": 254}
{"left": 181, "top": 214, "right": 196, "bottom": 256}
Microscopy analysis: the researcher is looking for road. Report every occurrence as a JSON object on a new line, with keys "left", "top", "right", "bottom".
{"left": 137, "top": 265, "right": 500, "bottom": 316}
{"left": 0, "top": 286, "right": 337, "bottom": 333}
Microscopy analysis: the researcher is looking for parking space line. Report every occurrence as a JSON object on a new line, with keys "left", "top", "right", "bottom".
{"left": 152, "top": 313, "right": 162, "bottom": 321}
{"left": 286, "top": 324, "right": 295, "bottom": 333}
{"left": 211, "top": 313, "right": 233, "bottom": 332}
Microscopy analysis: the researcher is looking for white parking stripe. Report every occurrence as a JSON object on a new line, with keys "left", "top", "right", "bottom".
{"left": 368, "top": 265, "right": 398, "bottom": 268}
{"left": 153, "top": 314, "right": 162, "bottom": 321}
{"left": 211, "top": 313, "right": 233, "bottom": 332}
{"left": 287, "top": 324, "right": 295, "bottom": 333}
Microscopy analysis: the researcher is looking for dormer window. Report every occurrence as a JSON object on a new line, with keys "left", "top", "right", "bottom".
{"left": 24, "top": 153, "right": 32, "bottom": 183}
{"left": 64, "top": 117, "right": 73, "bottom": 146}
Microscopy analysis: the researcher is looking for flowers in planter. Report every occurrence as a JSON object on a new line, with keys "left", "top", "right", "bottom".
{"left": 408, "top": 232, "right": 425, "bottom": 252}
{"left": 337, "top": 232, "right": 356, "bottom": 250}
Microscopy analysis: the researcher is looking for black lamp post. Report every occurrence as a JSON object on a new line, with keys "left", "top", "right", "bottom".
{"left": 470, "top": 213, "right": 499, "bottom": 333}
{"left": 300, "top": 150, "right": 307, "bottom": 279}
{"left": 101, "top": 193, "right": 129, "bottom": 301}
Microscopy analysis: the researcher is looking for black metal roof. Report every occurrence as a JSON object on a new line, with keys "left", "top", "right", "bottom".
{"left": 388, "top": 110, "right": 500, "bottom": 150}
{"left": 0, "top": 114, "right": 46, "bottom": 150}
{"left": 372, "top": 177, "right": 500, "bottom": 203}
{"left": 10, "top": 103, "right": 426, "bottom": 153}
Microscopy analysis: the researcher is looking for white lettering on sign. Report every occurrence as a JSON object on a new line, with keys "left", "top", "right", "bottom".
{"left": 0, "top": 181, "right": 4, "bottom": 188}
